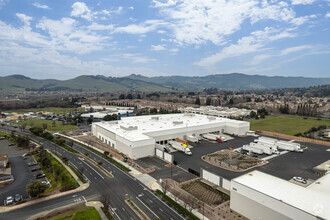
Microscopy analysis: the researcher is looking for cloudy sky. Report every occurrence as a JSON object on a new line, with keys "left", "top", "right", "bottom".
{"left": 0, "top": 0, "right": 329, "bottom": 79}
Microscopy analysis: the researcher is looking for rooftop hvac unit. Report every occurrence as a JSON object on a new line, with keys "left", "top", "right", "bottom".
{"left": 120, "top": 125, "right": 138, "bottom": 131}
{"left": 173, "top": 121, "right": 183, "bottom": 125}
{"left": 151, "top": 116, "right": 159, "bottom": 120}
{"left": 208, "top": 116, "right": 216, "bottom": 120}
{"left": 184, "top": 113, "right": 195, "bottom": 117}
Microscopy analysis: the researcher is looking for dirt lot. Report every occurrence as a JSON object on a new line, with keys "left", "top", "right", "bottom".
{"left": 203, "top": 149, "right": 266, "bottom": 171}
{"left": 181, "top": 179, "right": 229, "bottom": 206}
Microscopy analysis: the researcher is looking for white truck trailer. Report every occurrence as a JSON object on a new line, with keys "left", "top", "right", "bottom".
{"left": 202, "top": 134, "right": 222, "bottom": 142}
{"left": 276, "top": 141, "right": 303, "bottom": 152}
{"left": 242, "top": 145, "right": 264, "bottom": 155}
{"left": 186, "top": 135, "right": 201, "bottom": 143}
{"left": 168, "top": 141, "right": 192, "bottom": 155}
{"left": 250, "top": 143, "right": 279, "bottom": 155}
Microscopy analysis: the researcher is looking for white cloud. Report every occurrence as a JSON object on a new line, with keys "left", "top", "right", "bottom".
{"left": 291, "top": 0, "right": 315, "bottom": 5}
{"left": 195, "top": 27, "right": 296, "bottom": 68}
{"left": 152, "top": 0, "right": 296, "bottom": 46}
{"left": 33, "top": 2, "right": 50, "bottom": 9}
{"left": 70, "top": 2, "right": 92, "bottom": 21}
{"left": 114, "top": 20, "right": 167, "bottom": 34}
{"left": 280, "top": 45, "right": 312, "bottom": 55}
{"left": 122, "top": 53, "right": 156, "bottom": 63}
{"left": 326, "top": 12, "right": 330, "bottom": 18}
{"left": 291, "top": 16, "right": 308, "bottom": 26}
{"left": 248, "top": 54, "right": 272, "bottom": 65}
{"left": 151, "top": 45, "right": 166, "bottom": 51}
{"left": 16, "top": 13, "right": 33, "bottom": 26}
{"left": 129, "top": 6, "right": 134, "bottom": 10}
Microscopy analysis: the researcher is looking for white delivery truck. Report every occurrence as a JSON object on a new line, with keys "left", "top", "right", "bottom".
{"left": 276, "top": 141, "right": 303, "bottom": 152}
{"left": 242, "top": 145, "right": 264, "bottom": 155}
{"left": 250, "top": 143, "right": 279, "bottom": 155}
{"left": 168, "top": 141, "right": 192, "bottom": 155}
{"left": 202, "top": 134, "right": 222, "bottom": 142}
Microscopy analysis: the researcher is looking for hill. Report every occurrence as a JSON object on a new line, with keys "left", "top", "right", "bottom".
{"left": 0, "top": 75, "right": 170, "bottom": 93}
{"left": 0, "top": 73, "right": 329, "bottom": 93}
{"left": 126, "top": 73, "right": 330, "bottom": 90}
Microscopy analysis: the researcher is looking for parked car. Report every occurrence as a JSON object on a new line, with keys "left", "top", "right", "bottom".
{"left": 28, "top": 162, "right": 38, "bottom": 167}
{"left": 35, "top": 173, "right": 46, "bottom": 179}
{"left": 8, "top": 143, "right": 14, "bottom": 146}
{"left": 31, "top": 167, "right": 41, "bottom": 172}
{"left": 0, "top": 137, "right": 5, "bottom": 140}
{"left": 5, "top": 196, "right": 14, "bottom": 205}
{"left": 14, "top": 194, "right": 21, "bottom": 202}
{"left": 293, "top": 176, "right": 307, "bottom": 184}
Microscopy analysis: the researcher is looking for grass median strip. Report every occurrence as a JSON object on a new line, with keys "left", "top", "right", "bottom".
{"left": 59, "top": 135, "right": 131, "bottom": 172}
{"left": 155, "top": 189, "right": 200, "bottom": 220}
{"left": 125, "top": 198, "right": 150, "bottom": 220}
{"left": 34, "top": 151, "right": 79, "bottom": 194}
{"left": 44, "top": 204, "right": 101, "bottom": 220}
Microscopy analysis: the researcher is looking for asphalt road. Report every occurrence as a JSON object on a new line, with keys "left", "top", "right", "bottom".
{"left": 0, "top": 126, "right": 184, "bottom": 220}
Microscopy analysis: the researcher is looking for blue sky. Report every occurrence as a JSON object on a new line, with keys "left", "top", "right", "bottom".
{"left": 0, "top": 0, "right": 329, "bottom": 79}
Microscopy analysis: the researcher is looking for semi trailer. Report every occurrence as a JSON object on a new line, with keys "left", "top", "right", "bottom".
{"left": 168, "top": 141, "right": 192, "bottom": 155}
{"left": 202, "top": 134, "right": 222, "bottom": 142}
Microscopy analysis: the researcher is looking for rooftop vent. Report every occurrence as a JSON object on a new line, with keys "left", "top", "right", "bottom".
{"left": 120, "top": 125, "right": 138, "bottom": 131}
{"left": 184, "top": 113, "right": 195, "bottom": 117}
{"left": 173, "top": 121, "right": 183, "bottom": 125}
{"left": 151, "top": 116, "right": 159, "bottom": 120}
{"left": 208, "top": 116, "right": 216, "bottom": 120}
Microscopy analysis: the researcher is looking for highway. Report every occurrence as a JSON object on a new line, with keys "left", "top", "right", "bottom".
{"left": 0, "top": 126, "right": 184, "bottom": 220}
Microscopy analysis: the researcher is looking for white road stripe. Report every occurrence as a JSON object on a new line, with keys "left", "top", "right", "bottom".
{"left": 81, "top": 160, "right": 104, "bottom": 179}
{"left": 136, "top": 196, "right": 160, "bottom": 218}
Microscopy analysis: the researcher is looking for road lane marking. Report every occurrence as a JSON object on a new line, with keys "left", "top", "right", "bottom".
{"left": 136, "top": 196, "right": 160, "bottom": 219}
{"left": 81, "top": 160, "right": 104, "bottom": 179}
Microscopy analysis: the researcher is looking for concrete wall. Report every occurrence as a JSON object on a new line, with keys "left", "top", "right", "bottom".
{"left": 156, "top": 148, "right": 163, "bottom": 158}
{"left": 222, "top": 178, "right": 231, "bottom": 191}
{"left": 230, "top": 181, "right": 315, "bottom": 220}
{"left": 201, "top": 169, "right": 220, "bottom": 185}
{"left": 164, "top": 152, "right": 174, "bottom": 163}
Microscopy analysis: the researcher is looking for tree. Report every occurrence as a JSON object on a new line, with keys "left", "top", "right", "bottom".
{"left": 30, "top": 127, "right": 43, "bottom": 136}
{"left": 87, "top": 117, "right": 93, "bottom": 124}
{"left": 26, "top": 180, "right": 47, "bottom": 198}
{"left": 54, "top": 137, "right": 65, "bottom": 146}
{"left": 249, "top": 111, "right": 256, "bottom": 118}
{"left": 16, "top": 136, "right": 30, "bottom": 148}
{"left": 195, "top": 97, "right": 200, "bottom": 105}
{"left": 103, "top": 115, "right": 112, "bottom": 121}
{"left": 119, "top": 94, "right": 125, "bottom": 99}
{"left": 255, "top": 114, "right": 259, "bottom": 120}
{"left": 137, "top": 94, "right": 141, "bottom": 99}
{"left": 150, "top": 108, "right": 158, "bottom": 114}
{"left": 100, "top": 192, "right": 111, "bottom": 211}
{"left": 206, "top": 97, "right": 212, "bottom": 106}
{"left": 111, "top": 114, "right": 118, "bottom": 120}
{"left": 126, "top": 93, "right": 133, "bottom": 100}
{"left": 160, "top": 179, "right": 170, "bottom": 195}
{"left": 260, "top": 112, "right": 265, "bottom": 119}
{"left": 42, "top": 123, "right": 48, "bottom": 131}
{"left": 229, "top": 98, "right": 234, "bottom": 105}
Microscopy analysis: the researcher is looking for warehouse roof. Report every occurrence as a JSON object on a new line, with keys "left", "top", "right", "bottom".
{"left": 94, "top": 113, "right": 249, "bottom": 142}
{"left": 232, "top": 170, "right": 330, "bottom": 219}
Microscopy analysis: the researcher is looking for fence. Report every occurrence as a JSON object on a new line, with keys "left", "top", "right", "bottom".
{"left": 155, "top": 148, "right": 174, "bottom": 163}
{"left": 260, "top": 130, "right": 330, "bottom": 147}
{"left": 201, "top": 168, "right": 231, "bottom": 191}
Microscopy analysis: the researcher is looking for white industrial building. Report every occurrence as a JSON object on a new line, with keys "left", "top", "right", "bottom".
{"left": 182, "top": 106, "right": 256, "bottom": 118}
{"left": 230, "top": 170, "right": 330, "bottom": 220}
{"left": 92, "top": 113, "right": 249, "bottom": 159}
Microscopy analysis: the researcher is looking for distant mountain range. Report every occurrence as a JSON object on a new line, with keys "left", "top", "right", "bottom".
{"left": 0, "top": 73, "right": 329, "bottom": 93}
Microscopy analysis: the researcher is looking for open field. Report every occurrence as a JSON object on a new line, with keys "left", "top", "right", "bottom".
{"left": 250, "top": 115, "right": 330, "bottom": 136}
{"left": 34, "top": 151, "right": 79, "bottom": 194}
{"left": 18, "top": 119, "right": 77, "bottom": 132}
{"left": 44, "top": 205, "right": 101, "bottom": 220}
{"left": 182, "top": 180, "right": 229, "bottom": 206}
{"left": 0, "top": 131, "right": 9, "bottom": 137}
{"left": 9, "top": 107, "right": 85, "bottom": 114}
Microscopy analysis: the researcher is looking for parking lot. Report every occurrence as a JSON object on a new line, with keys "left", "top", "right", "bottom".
{"left": 139, "top": 134, "right": 330, "bottom": 183}
{"left": 0, "top": 139, "right": 30, "bottom": 157}
{"left": 0, "top": 154, "right": 50, "bottom": 206}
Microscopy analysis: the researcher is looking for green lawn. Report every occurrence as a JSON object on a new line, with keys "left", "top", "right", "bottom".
{"left": 34, "top": 152, "right": 79, "bottom": 194}
{"left": 49, "top": 205, "right": 101, "bottom": 220}
{"left": 18, "top": 119, "right": 77, "bottom": 132}
{"left": 10, "top": 107, "right": 85, "bottom": 114}
{"left": 0, "top": 131, "right": 9, "bottom": 137}
{"left": 250, "top": 116, "right": 330, "bottom": 136}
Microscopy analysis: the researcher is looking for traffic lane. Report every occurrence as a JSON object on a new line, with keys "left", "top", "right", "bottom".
{"left": 70, "top": 142, "right": 184, "bottom": 219}
{"left": 0, "top": 156, "right": 33, "bottom": 206}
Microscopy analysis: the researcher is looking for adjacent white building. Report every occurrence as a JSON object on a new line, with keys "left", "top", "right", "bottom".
{"left": 92, "top": 113, "right": 249, "bottom": 159}
{"left": 182, "top": 106, "right": 256, "bottom": 118}
{"left": 231, "top": 170, "right": 330, "bottom": 220}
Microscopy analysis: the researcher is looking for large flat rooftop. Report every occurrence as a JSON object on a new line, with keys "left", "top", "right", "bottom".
{"left": 233, "top": 170, "right": 330, "bottom": 219}
{"left": 93, "top": 113, "right": 249, "bottom": 142}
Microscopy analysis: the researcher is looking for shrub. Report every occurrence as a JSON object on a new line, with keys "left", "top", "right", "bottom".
{"left": 59, "top": 185, "right": 76, "bottom": 192}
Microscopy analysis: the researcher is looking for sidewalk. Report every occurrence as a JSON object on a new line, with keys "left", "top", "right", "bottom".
{"left": 86, "top": 201, "right": 108, "bottom": 220}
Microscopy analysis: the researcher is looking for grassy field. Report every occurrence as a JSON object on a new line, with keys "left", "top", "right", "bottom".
{"left": 0, "top": 131, "right": 9, "bottom": 137}
{"left": 18, "top": 119, "right": 77, "bottom": 132}
{"left": 49, "top": 205, "right": 101, "bottom": 220}
{"left": 10, "top": 107, "right": 85, "bottom": 114}
{"left": 34, "top": 152, "right": 79, "bottom": 194}
{"left": 250, "top": 115, "right": 330, "bottom": 136}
